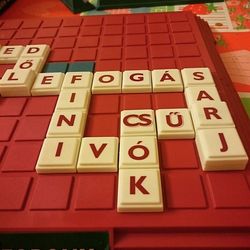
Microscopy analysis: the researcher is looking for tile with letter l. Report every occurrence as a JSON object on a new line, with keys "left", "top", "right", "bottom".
{"left": 77, "top": 137, "right": 119, "bottom": 172}
{"left": 117, "top": 169, "right": 163, "bottom": 212}
{"left": 156, "top": 108, "right": 194, "bottom": 139}
{"left": 31, "top": 72, "right": 65, "bottom": 96}
{"left": 190, "top": 101, "right": 235, "bottom": 130}
{"left": 122, "top": 70, "right": 151, "bottom": 93}
{"left": 92, "top": 71, "right": 122, "bottom": 94}
{"left": 185, "top": 85, "right": 221, "bottom": 108}
{"left": 62, "top": 71, "right": 93, "bottom": 89}
{"left": 119, "top": 136, "right": 159, "bottom": 169}
{"left": 36, "top": 137, "right": 81, "bottom": 173}
{"left": 0, "top": 45, "right": 24, "bottom": 64}
{"left": 196, "top": 127, "right": 248, "bottom": 171}
{"left": 152, "top": 69, "right": 183, "bottom": 92}
{"left": 120, "top": 109, "right": 156, "bottom": 137}
{"left": 55, "top": 88, "right": 91, "bottom": 112}
{"left": 46, "top": 110, "right": 86, "bottom": 138}
{"left": 181, "top": 67, "right": 214, "bottom": 88}
{"left": 0, "top": 69, "right": 36, "bottom": 96}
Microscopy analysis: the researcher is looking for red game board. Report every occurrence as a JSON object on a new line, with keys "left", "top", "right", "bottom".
{"left": 0, "top": 12, "right": 250, "bottom": 249}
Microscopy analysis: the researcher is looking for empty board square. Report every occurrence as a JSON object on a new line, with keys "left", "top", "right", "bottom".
{"left": 99, "top": 47, "right": 122, "bottom": 60}
{"left": 49, "top": 48, "right": 72, "bottom": 62}
{"left": 53, "top": 37, "right": 76, "bottom": 49}
{"left": 57, "top": 27, "right": 79, "bottom": 37}
{"left": 0, "top": 97, "right": 27, "bottom": 116}
{"left": 125, "top": 46, "right": 147, "bottom": 59}
{"left": 153, "top": 93, "right": 186, "bottom": 109}
{"left": 0, "top": 144, "right": 6, "bottom": 162}
{"left": 164, "top": 172, "right": 207, "bottom": 208}
{"left": 151, "top": 58, "right": 176, "bottom": 69}
{"left": 159, "top": 140, "right": 199, "bottom": 169}
{"left": 2, "top": 141, "right": 43, "bottom": 172}
{"left": 148, "top": 23, "right": 168, "bottom": 33}
{"left": 149, "top": 34, "right": 171, "bottom": 45}
{"left": 103, "top": 25, "right": 122, "bottom": 35}
{"left": 170, "top": 22, "right": 191, "bottom": 32}
{"left": 77, "top": 36, "right": 99, "bottom": 47}
{"left": 74, "top": 174, "right": 116, "bottom": 210}
{"left": 101, "top": 35, "right": 122, "bottom": 47}
{"left": 67, "top": 61, "right": 95, "bottom": 72}
{"left": 150, "top": 45, "right": 173, "bottom": 58}
{"left": 30, "top": 176, "right": 73, "bottom": 210}
{"left": 36, "top": 28, "right": 58, "bottom": 38}
{"left": 121, "top": 94, "right": 152, "bottom": 110}
{"left": 0, "top": 118, "right": 17, "bottom": 141}
{"left": 0, "top": 177, "right": 31, "bottom": 210}
{"left": 207, "top": 173, "right": 250, "bottom": 208}
{"left": 176, "top": 44, "right": 200, "bottom": 57}
{"left": 43, "top": 62, "right": 68, "bottom": 73}
{"left": 125, "top": 35, "right": 146, "bottom": 46}
{"left": 72, "top": 48, "right": 97, "bottom": 61}
{"left": 14, "top": 29, "right": 37, "bottom": 39}
{"left": 173, "top": 32, "right": 196, "bottom": 44}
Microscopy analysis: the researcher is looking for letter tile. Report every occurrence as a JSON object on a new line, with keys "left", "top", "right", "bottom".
{"left": 13, "top": 57, "right": 45, "bottom": 74}
{"left": 185, "top": 85, "right": 221, "bottom": 108}
{"left": 36, "top": 137, "right": 81, "bottom": 173}
{"left": 120, "top": 109, "right": 156, "bottom": 137}
{"left": 92, "top": 71, "right": 122, "bottom": 94}
{"left": 119, "top": 136, "right": 159, "bottom": 169}
{"left": 190, "top": 101, "right": 235, "bottom": 130}
{"left": 0, "top": 69, "right": 36, "bottom": 96}
{"left": 46, "top": 110, "right": 86, "bottom": 138}
{"left": 181, "top": 67, "right": 214, "bottom": 88}
{"left": 196, "top": 128, "right": 248, "bottom": 171}
{"left": 62, "top": 72, "right": 93, "bottom": 89}
{"left": 77, "top": 137, "right": 119, "bottom": 172}
{"left": 20, "top": 44, "right": 50, "bottom": 62}
{"left": 122, "top": 70, "right": 152, "bottom": 93}
{"left": 55, "top": 88, "right": 91, "bottom": 112}
{"left": 31, "top": 72, "right": 65, "bottom": 96}
{"left": 117, "top": 169, "right": 163, "bottom": 212}
{"left": 152, "top": 69, "right": 183, "bottom": 92}
{"left": 0, "top": 45, "right": 24, "bottom": 64}
{"left": 156, "top": 108, "right": 194, "bottom": 139}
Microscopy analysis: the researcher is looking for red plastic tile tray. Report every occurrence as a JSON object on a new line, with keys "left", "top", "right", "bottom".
{"left": 0, "top": 12, "right": 250, "bottom": 249}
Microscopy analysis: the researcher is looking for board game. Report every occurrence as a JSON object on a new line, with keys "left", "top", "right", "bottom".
{"left": 0, "top": 12, "right": 250, "bottom": 249}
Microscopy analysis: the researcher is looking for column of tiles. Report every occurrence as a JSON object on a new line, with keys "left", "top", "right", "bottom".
{"left": 36, "top": 71, "right": 93, "bottom": 173}
{"left": 183, "top": 67, "right": 248, "bottom": 171}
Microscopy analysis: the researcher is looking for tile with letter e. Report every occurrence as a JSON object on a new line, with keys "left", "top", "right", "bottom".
{"left": 152, "top": 69, "right": 183, "bottom": 92}
{"left": 0, "top": 69, "right": 36, "bottom": 96}
{"left": 31, "top": 72, "right": 65, "bottom": 96}
{"left": 190, "top": 101, "right": 235, "bottom": 130}
{"left": 77, "top": 137, "right": 119, "bottom": 172}
{"left": 196, "top": 127, "right": 248, "bottom": 171}
{"left": 62, "top": 71, "right": 93, "bottom": 89}
{"left": 181, "top": 67, "right": 214, "bottom": 88}
{"left": 92, "top": 71, "right": 122, "bottom": 94}
{"left": 36, "top": 137, "right": 81, "bottom": 173}
{"left": 55, "top": 88, "right": 91, "bottom": 112}
{"left": 46, "top": 110, "right": 86, "bottom": 138}
{"left": 120, "top": 109, "right": 156, "bottom": 137}
{"left": 117, "top": 169, "right": 163, "bottom": 212}
{"left": 0, "top": 45, "right": 24, "bottom": 64}
{"left": 122, "top": 70, "right": 151, "bottom": 93}
{"left": 185, "top": 85, "right": 221, "bottom": 108}
{"left": 156, "top": 108, "right": 194, "bottom": 139}
{"left": 119, "top": 136, "right": 159, "bottom": 169}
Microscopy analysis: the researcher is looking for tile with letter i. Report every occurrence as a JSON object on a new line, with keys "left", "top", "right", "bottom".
{"left": 119, "top": 136, "right": 159, "bottom": 169}
{"left": 92, "top": 71, "right": 122, "bottom": 94}
{"left": 152, "top": 69, "right": 183, "bottom": 92}
{"left": 0, "top": 45, "right": 24, "bottom": 64}
{"left": 62, "top": 71, "right": 93, "bottom": 89}
{"left": 77, "top": 137, "right": 119, "bottom": 172}
{"left": 36, "top": 137, "right": 81, "bottom": 173}
{"left": 120, "top": 109, "right": 156, "bottom": 137}
{"left": 117, "top": 169, "right": 163, "bottom": 212}
{"left": 196, "top": 128, "right": 248, "bottom": 171}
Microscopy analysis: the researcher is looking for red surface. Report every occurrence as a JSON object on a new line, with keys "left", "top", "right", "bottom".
{"left": 0, "top": 12, "right": 250, "bottom": 250}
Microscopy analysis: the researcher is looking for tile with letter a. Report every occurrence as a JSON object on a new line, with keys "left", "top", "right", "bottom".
{"left": 0, "top": 69, "right": 36, "bottom": 96}
{"left": 181, "top": 67, "right": 215, "bottom": 88}
{"left": 92, "top": 71, "right": 122, "bottom": 94}
{"left": 0, "top": 45, "right": 24, "bottom": 64}
{"left": 36, "top": 137, "right": 81, "bottom": 173}
{"left": 156, "top": 108, "right": 194, "bottom": 139}
{"left": 62, "top": 71, "right": 93, "bottom": 89}
{"left": 185, "top": 85, "right": 221, "bottom": 108}
{"left": 190, "top": 101, "right": 235, "bottom": 130}
{"left": 196, "top": 128, "right": 248, "bottom": 171}
{"left": 117, "top": 169, "right": 163, "bottom": 212}
{"left": 31, "top": 72, "right": 65, "bottom": 96}
{"left": 122, "top": 70, "right": 152, "bottom": 93}
{"left": 120, "top": 109, "right": 156, "bottom": 137}
{"left": 77, "top": 137, "right": 119, "bottom": 172}
{"left": 152, "top": 69, "right": 183, "bottom": 92}
{"left": 119, "top": 136, "right": 159, "bottom": 169}
{"left": 46, "top": 110, "right": 86, "bottom": 138}
{"left": 55, "top": 88, "right": 91, "bottom": 112}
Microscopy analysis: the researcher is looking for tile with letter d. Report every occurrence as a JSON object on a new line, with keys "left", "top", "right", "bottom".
{"left": 117, "top": 169, "right": 163, "bottom": 212}
{"left": 77, "top": 137, "right": 119, "bottom": 172}
{"left": 119, "top": 136, "right": 159, "bottom": 169}
{"left": 36, "top": 137, "right": 81, "bottom": 173}
{"left": 196, "top": 128, "right": 248, "bottom": 171}
{"left": 20, "top": 44, "right": 50, "bottom": 62}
